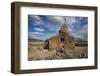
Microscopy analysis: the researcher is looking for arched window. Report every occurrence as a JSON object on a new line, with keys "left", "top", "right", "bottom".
{"left": 60, "top": 38, "right": 65, "bottom": 42}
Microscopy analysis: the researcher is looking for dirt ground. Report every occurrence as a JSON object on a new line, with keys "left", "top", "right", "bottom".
{"left": 28, "top": 46, "right": 88, "bottom": 61}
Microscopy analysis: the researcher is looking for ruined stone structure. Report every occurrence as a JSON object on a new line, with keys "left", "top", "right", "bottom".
{"left": 28, "top": 23, "right": 88, "bottom": 60}
{"left": 45, "top": 23, "right": 75, "bottom": 51}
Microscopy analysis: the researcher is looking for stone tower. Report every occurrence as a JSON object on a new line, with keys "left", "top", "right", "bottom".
{"left": 59, "top": 24, "right": 69, "bottom": 42}
{"left": 59, "top": 23, "right": 69, "bottom": 50}
{"left": 59, "top": 18, "right": 69, "bottom": 43}
{"left": 58, "top": 22, "right": 75, "bottom": 50}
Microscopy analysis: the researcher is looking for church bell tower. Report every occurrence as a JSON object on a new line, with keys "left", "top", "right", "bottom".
{"left": 59, "top": 19, "right": 69, "bottom": 43}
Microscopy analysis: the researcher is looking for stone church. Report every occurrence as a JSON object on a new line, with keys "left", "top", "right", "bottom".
{"left": 44, "top": 23, "right": 75, "bottom": 51}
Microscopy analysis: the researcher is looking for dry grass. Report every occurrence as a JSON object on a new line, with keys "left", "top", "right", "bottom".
{"left": 28, "top": 48, "right": 56, "bottom": 60}
{"left": 28, "top": 46, "right": 88, "bottom": 61}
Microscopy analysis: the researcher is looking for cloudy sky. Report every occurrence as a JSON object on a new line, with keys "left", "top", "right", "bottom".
{"left": 28, "top": 15, "right": 88, "bottom": 41}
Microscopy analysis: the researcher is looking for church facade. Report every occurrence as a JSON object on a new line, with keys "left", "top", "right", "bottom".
{"left": 44, "top": 23, "right": 75, "bottom": 51}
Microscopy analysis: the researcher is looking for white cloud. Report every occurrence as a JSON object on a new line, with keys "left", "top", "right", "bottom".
{"left": 29, "top": 15, "right": 40, "bottom": 21}
{"left": 29, "top": 15, "right": 44, "bottom": 26}
{"left": 70, "top": 25, "right": 88, "bottom": 41}
{"left": 65, "top": 16, "right": 76, "bottom": 25}
{"left": 46, "top": 16, "right": 77, "bottom": 31}
{"left": 65, "top": 17, "right": 78, "bottom": 32}
{"left": 47, "top": 16, "right": 64, "bottom": 26}
{"left": 29, "top": 32, "right": 42, "bottom": 35}
{"left": 29, "top": 15, "right": 77, "bottom": 29}
{"left": 33, "top": 20, "right": 41, "bottom": 25}
{"left": 34, "top": 28, "right": 44, "bottom": 32}
{"left": 28, "top": 32, "right": 44, "bottom": 39}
